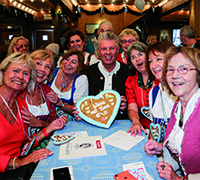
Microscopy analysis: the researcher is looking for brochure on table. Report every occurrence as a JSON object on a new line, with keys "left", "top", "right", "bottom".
{"left": 123, "top": 161, "right": 153, "bottom": 180}
{"left": 103, "top": 130, "right": 145, "bottom": 151}
{"left": 59, "top": 135, "right": 107, "bottom": 159}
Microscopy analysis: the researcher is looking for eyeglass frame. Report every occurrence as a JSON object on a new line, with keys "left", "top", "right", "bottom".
{"left": 121, "top": 39, "right": 136, "bottom": 44}
{"left": 164, "top": 66, "right": 197, "bottom": 76}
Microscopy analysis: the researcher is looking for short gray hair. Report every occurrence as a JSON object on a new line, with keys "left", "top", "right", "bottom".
{"left": 97, "top": 32, "right": 119, "bottom": 50}
{"left": 180, "top": 25, "right": 195, "bottom": 39}
{"left": 98, "top": 21, "right": 113, "bottom": 33}
{"left": 0, "top": 52, "right": 36, "bottom": 94}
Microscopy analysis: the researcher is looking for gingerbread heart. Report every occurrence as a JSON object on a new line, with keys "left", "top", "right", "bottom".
{"left": 150, "top": 123, "right": 162, "bottom": 142}
{"left": 160, "top": 125, "right": 166, "bottom": 142}
{"left": 76, "top": 90, "right": 121, "bottom": 129}
{"left": 141, "top": 106, "right": 151, "bottom": 120}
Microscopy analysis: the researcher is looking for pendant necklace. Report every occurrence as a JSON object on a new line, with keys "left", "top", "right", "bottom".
{"left": 32, "top": 86, "right": 43, "bottom": 108}
{"left": 0, "top": 94, "right": 31, "bottom": 140}
{"left": 61, "top": 72, "right": 75, "bottom": 90}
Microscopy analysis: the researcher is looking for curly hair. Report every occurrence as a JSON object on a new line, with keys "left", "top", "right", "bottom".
{"left": 119, "top": 29, "right": 139, "bottom": 44}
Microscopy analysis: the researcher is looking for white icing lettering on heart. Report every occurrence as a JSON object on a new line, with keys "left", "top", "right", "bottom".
{"left": 76, "top": 90, "right": 121, "bottom": 129}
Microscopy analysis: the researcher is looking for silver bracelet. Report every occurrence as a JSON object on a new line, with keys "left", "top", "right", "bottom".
{"left": 13, "top": 157, "right": 17, "bottom": 169}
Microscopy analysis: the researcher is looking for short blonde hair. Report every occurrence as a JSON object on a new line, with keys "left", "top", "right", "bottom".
{"left": 7, "top": 36, "right": 29, "bottom": 56}
{"left": 163, "top": 46, "right": 200, "bottom": 95}
{"left": 30, "top": 49, "right": 54, "bottom": 83}
{"left": 0, "top": 52, "right": 36, "bottom": 94}
{"left": 119, "top": 29, "right": 139, "bottom": 44}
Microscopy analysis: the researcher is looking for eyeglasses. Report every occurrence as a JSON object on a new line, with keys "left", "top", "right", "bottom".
{"left": 18, "top": 44, "right": 29, "bottom": 48}
{"left": 165, "top": 66, "right": 197, "bottom": 76}
{"left": 121, "top": 39, "right": 135, "bottom": 44}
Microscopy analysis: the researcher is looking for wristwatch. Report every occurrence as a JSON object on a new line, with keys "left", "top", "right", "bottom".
{"left": 59, "top": 101, "right": 65, "bottom": 107}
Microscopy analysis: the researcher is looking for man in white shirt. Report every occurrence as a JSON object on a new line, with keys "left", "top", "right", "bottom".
{"left": 87, "top": 32, "right": 132, "bottom": 119}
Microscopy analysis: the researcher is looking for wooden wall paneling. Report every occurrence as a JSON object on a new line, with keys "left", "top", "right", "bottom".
{"left": 190, "top": 0, "right": 200, "bottom": 37}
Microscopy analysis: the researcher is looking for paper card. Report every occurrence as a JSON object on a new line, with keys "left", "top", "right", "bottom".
{"left": 50, "top": 166, "right": 74, "bottom": 180}
{"left": 103, "top": 130, "right": 145, "bottom": 151}
{"left": 59, "top": 136, "right": 107, "bottom": 159}
{"left": 123, "top": 161, "right": 153, "bottom": 180}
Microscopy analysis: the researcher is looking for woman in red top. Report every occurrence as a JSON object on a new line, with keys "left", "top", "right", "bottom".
{"left": 0, "top": 53, "right": 68, "bottom": 179}
{"left": 125, "top": 42, "right": 159, "bottom": 136}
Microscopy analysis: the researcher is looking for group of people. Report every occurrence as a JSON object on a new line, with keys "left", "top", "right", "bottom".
{"left": 0, "top": 21, "right": 200, "bottom": 180}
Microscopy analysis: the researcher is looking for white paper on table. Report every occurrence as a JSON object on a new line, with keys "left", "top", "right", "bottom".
{"left": 59, "top": 136, "right": 107, "bottom": 159}
{"left": 103, "top": 130, "right": 145, "bottom": 151}
{"left": 50, "top": 166, "right": 74, "bottom": 180}
{"left": 123, "top": 161, "right": 154, "bottom": 180}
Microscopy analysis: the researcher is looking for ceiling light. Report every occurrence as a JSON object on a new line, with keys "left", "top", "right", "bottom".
{"left": 25, "top": 7, "right": 28, "bottom": 11}
{"left": 71, "top": 0, "right": 77, "bottom": 6}
{"left": 31, "top": 0, "right": 33, "bottom": 2}
{"left": 13, "top": 1, "right": 17, "bottom": 5}
{"left": 87, "top": 3, "right": 89, "bottom": 6}
{"left": 99, "top": 4, "right": 101, "bottom": 6}
{"left": 126, "top": 0, "right": 128, "bottom": 2}
{"left": 21, "top": 5, "right": 25, "bottom": 9}
{"left": 17, "top": 3, "right": 21, "bottom": 8}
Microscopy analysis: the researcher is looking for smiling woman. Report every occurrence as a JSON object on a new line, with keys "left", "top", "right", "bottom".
{"left": 0, "top": 52, "right": 68, "bottom": 179}
{"left": 48, "top": 49, "right": 88, "bottom": 120}
{"left": 19, "top": 50, "right": 59, "bottom": 135}
{"left": 125, "top": 42, "right": 159, "bottom": 136}
{"left": 145, "top": 46, "right": 200, "bottom": 180}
